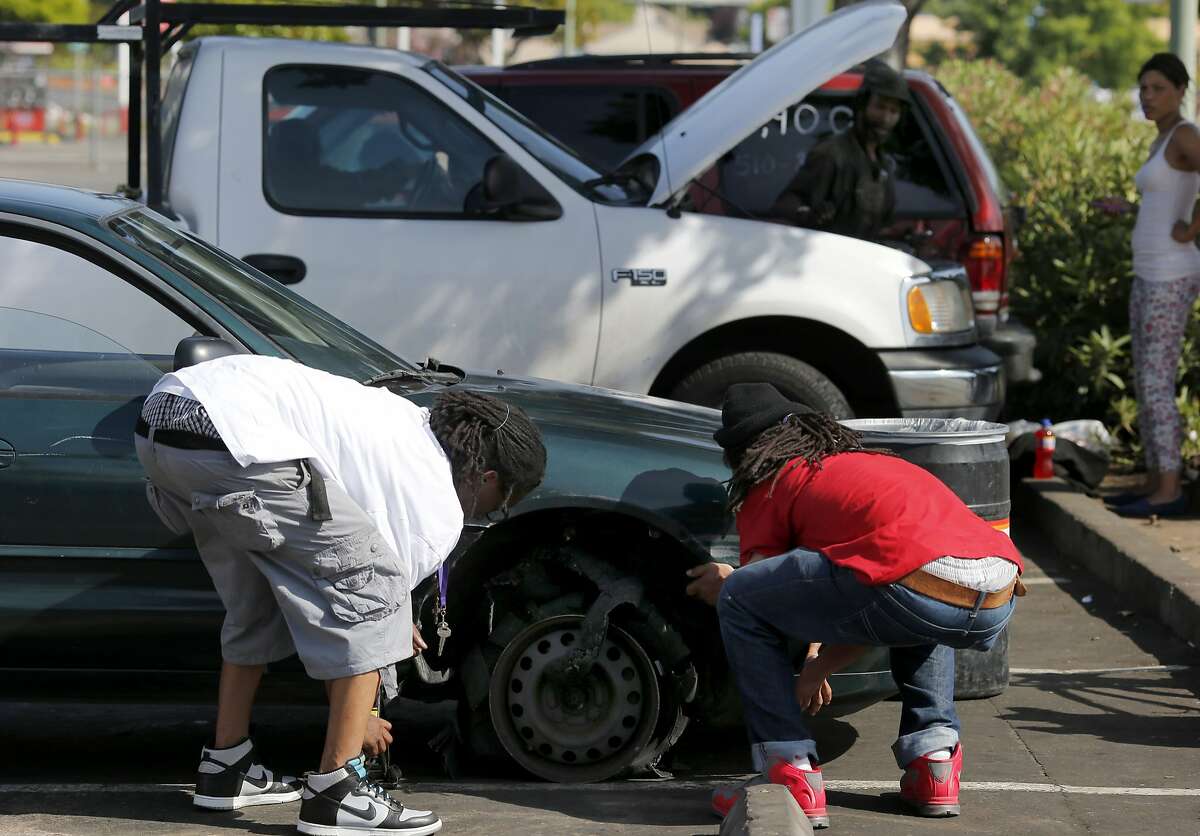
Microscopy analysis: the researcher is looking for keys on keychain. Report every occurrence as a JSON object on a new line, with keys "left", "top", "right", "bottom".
{"left": 432, "top": 604, "right": 452, "bottom": 656}
{"left": 436, "top": 620, "right": 452, "bottom": 656}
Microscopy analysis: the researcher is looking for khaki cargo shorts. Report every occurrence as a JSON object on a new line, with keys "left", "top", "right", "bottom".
{"left": 135, "top": 434, "right": 412, "bottom": 680}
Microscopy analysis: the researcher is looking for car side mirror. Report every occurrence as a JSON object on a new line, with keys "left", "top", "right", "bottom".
{"left": 480, "top": 154, "right": 562, "bottom": 221}
{"left": 174, "top": 336, "right": 238, "bottom": 371}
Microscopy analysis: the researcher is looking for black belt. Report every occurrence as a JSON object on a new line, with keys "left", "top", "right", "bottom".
{"left": 135, "top": 418, "right": 331, "bottom": 521}
{"left": 135, "top": 417, "right": 229, "bottom": 452}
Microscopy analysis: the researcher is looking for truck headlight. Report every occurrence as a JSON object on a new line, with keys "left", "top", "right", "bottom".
{"left": 907, "top": 280, "right": 975, "bottom": 334}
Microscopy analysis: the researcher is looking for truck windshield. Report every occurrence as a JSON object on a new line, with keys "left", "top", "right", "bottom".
{"left": 108, "top": 209, "right": 416, "bottom": 381}
{"left": 423, "top": 62, "right": 644, "bottom": 205}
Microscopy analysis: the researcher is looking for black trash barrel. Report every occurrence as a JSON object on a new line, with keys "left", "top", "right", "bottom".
{"left": 841, "top": 418, "right": 1012, "bottom": 700}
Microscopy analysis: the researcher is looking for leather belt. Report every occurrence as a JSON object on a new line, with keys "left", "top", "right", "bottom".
{"left": 897, "top": 569, "right": 1025, "bottom": 610}
{"left": 135, "top": 417, "right": 230, "bottom": 453}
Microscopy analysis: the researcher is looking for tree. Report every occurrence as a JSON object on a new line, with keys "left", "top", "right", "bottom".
{"left": 834, "top": 0, "right": 926, "bottom": 69}
{"left": 925, "top": 0, "right": 1165, "bottom": 89}
{"left": 0, "top": 0, "right": 87, "bottom": 24}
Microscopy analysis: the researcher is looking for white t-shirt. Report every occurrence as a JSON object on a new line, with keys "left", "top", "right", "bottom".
{"left": 151, "top": 355, "right": 463, "bottom": 589}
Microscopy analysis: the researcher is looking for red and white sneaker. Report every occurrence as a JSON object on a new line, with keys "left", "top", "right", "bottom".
{"left": 899, "top": 743, "right": 962, "bottom": 817}
{"left": 711, "top": 761, "right": 829, "bottom": 829}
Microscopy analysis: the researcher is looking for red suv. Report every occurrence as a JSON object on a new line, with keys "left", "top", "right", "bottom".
{"left": 463, "top": 55, "right": 1037, "bottom": 385}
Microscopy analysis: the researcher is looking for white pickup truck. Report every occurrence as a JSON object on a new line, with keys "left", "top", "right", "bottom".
{"left": 160, "top": 0, "right": 1003, "bottom": 418}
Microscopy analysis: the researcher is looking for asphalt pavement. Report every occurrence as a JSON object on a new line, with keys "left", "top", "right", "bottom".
{"left": 3, "top": 526, "right": 1199, "bottom": 835}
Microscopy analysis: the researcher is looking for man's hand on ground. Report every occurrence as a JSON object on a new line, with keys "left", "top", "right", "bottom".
{"left": 412, "top": 623, "right": 427, "bottom": 656}
{"left": 363, "top": 715, "right": 393, "bottom": 757}
{"left": 685, "top": 562, "right": 734, "bottom": 607}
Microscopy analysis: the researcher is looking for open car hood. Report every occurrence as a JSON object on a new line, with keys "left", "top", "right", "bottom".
{"left": 621, "top": 0, "right": 906, "bottom": 206}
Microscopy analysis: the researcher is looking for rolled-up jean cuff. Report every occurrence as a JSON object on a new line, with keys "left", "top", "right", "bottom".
{"left": 891, "top": 726, "right": 959, "bottom": 769}
{"left": 752, "top": 740, "right": 819, "bottom": 772}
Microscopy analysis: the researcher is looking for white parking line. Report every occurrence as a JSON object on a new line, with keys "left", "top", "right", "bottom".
{"left": 1018, "top": 576, "right": 1071, "bottom": 585}
{"left": 2, "top": 780, "right": 1198, "bottom": 797}
{"left": 1010, "top": 664, "right": 1195, "bottom": 675}
{"left": 826, "top": 781, "right": 1200, "bottom": 796}
{"left": 0, "top": 784, "right": 193, "bottom": 793}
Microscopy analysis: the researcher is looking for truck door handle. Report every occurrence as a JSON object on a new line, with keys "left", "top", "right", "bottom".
{"left": 243, "top": 253, "right": 307, "bottom": 285}
{"left": 0, "top": 439, "right": 14, "bottom": 469}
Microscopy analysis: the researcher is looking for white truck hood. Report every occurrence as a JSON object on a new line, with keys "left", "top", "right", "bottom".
{"left": 622, "top": 0, "right": 906, "bottom": 206}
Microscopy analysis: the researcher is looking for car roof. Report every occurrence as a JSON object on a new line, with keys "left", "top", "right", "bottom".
{"left": 508, "top": 52, "right": 759, "bottom": 70}
{"left": 485, "top": 54, "right": 939, "bottom": 92}
{"left": 0, "top": 179, "right": 138, "bottom": 226}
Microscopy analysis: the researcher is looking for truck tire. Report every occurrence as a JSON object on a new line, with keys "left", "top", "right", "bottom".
{"left": 953, "top": 627, "right": 1009, "bottom": 700}
{"left": 670, "top": 352, "right": 853, "bottom": 418}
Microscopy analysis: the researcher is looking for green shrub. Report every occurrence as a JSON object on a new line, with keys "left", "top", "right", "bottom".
{"left": 936, "top": 60, "right": 1200, "bottom": 468}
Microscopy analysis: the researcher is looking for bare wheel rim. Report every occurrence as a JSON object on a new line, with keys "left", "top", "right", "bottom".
{"left": 488, "top": 614, "right": 661, "bottom": 783}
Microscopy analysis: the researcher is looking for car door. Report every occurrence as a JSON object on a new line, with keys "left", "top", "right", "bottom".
{"left": 0, "top": 224, "right": 224, "bottom": 675}
{"left": 214, "top": 51, "right": 603, "bottom": 384}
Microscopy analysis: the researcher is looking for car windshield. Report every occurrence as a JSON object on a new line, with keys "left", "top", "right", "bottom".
{"left": 423, "top": 61, "right": 645, "bottom": 205}
{"left": 108, "top": 209, "right": 416, "bottom": 381}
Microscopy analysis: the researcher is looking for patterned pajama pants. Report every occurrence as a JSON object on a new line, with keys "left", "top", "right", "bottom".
{"left": 1130, "top": 274, "right": 1200, "bottom": 473}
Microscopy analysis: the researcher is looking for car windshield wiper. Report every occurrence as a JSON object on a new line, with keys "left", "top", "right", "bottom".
{"left": 364, "top": 357, "right": 464, "bottom": 389}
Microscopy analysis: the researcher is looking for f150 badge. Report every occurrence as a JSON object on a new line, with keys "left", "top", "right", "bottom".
{"left": 611, "top": 268, "right": 667, "bottom": 287}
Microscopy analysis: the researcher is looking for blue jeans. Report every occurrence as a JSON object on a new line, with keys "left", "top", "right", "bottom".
{"left": 717, "top": 549, "right": 1014, "bottom": 770}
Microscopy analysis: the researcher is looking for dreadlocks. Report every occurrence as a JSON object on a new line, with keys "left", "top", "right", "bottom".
{"left": 725, "top": 412, "right": 889, "bottom": 514}
{"left": 429, "top": 390, "right": 547, "bottom": 513}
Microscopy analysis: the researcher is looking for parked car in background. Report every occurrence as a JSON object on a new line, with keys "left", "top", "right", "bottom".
{"left": 463, "top": 55, "right": 1038, "bottom": 387}
{"left": 152, "top": 2, "right": 1005, "bottom": 421}
{"left": 0, "top": 180, "right": 910, "bottom": 784}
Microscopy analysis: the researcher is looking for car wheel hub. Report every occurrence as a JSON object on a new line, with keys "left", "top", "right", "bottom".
{"left": 489, "top": 615, "right": 661, "bottom": 781}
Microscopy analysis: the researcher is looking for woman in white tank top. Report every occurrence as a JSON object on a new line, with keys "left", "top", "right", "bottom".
{"left": 1109, "top": 54, "right": 1200, "bottom": 518}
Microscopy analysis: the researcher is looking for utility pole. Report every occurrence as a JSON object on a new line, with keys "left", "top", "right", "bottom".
{"left": 1172, "top": 0, "right": 1197, "bottom": 118}
{"left": 791, "top": 0, "right": 824, "bottom": 33}
{"left": 564, "top": 0, "right": 577, "bottom": 55}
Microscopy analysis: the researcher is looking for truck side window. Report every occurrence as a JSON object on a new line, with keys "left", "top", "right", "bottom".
{"left": 715, "top": 94, "right": 964, "bottom": 220}
{"left": 263, "top": 65, "right": 502, "bottom": 216}
{"left": 492, "top": 85, "right": 677, "bottom": 172}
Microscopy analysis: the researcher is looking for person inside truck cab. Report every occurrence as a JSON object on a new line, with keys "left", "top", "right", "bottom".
{"left": 770, "top": 61, "right": 907, "bottom": 241}
{"left": 267, "top": 119, "right": 431, "bottom": 212}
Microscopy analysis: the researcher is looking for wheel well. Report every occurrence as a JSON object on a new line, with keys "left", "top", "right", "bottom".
{"left": 446, "top": 508, "right": 711, "bottom": 627}
{"left": 649, "top": 317, "right": 897, "bottom": 417}
{"left": 430, "top": 507, "right": 736, "bottom": 722}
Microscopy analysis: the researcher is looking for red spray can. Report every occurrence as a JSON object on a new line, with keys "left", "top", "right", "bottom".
{"left": 1033, "top": 419, "right": 1055, "bottom": 479}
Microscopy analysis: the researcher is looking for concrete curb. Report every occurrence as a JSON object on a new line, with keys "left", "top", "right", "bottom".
{"left": 1018, "top": 477, "right": 1200, "bottom": 648}
{"left": 719, "top": 784, "right": 815, "bottom": 836}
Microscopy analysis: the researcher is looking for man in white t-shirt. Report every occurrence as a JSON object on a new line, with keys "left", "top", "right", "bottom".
{"left": 134, "top": 355, "right": 546, "bottom": 836}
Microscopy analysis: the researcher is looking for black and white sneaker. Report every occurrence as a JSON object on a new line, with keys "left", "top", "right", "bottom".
{"left": 298, "top": 755, "right": 441, "bottom": 836}
{"left": 193, "top": 738, "right": 303, "bottom": 810}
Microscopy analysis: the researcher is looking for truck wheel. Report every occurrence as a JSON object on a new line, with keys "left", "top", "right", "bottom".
{"left": 670, "top": 352, "right": 853, "bottom": 418}
{"left": 954, "top": 627, "right": 1009, "bottom": 699}
{"left": 463, "top": 550, "right": 693, "bottom": 783}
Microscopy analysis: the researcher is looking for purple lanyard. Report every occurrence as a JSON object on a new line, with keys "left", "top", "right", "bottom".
{"left": 437, "top": 562, "right": 448, "bottom": 613}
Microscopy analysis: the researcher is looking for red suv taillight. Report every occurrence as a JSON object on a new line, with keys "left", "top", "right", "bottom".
{"left": 961, "top": 235, "right": 1006, "bottom": 318}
